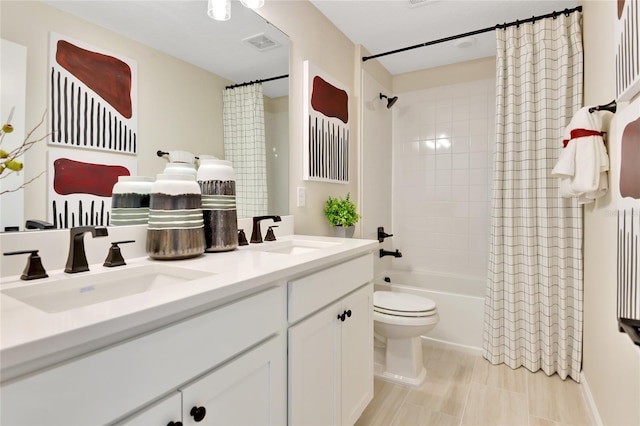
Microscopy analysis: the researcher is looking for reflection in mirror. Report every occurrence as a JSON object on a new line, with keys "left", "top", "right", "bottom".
{"left": 0, "top": 0, "right": 289, "bottom": 231}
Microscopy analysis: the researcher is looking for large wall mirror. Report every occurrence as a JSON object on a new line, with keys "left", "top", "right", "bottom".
{"left": 0, "top": 0, "right": 289, "bottom": 231}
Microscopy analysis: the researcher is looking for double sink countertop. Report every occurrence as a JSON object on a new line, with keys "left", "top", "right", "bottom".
{"left": 0, "top": 235, "right": 378, "bottom": 379}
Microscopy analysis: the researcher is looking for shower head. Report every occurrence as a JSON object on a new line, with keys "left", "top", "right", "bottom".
{"left": 379, "top": 92, "right": 398, "bottom": 109}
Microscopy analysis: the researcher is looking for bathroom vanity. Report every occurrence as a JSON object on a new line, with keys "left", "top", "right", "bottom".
{"left": 0, "top": 232, "right": 377, "bottom": 425}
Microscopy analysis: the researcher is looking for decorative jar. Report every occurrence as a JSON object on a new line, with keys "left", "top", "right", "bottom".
{"left": 146, "top": 174, "right": 205, "bottom": 260}
{"left": 197, "top": 159, "right": 238, "bottom": 252}
{"left": 110, "top": 176, "right": 154, "bottom": 226}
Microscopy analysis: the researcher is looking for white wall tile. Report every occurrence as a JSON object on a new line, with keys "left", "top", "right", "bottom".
{"left": 392, "top": 78, "right": 495, "bottom": 280}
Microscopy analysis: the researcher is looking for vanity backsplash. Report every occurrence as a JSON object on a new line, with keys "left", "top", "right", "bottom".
{"left": 0, "top": 216, "right": 294, "bottom": 279}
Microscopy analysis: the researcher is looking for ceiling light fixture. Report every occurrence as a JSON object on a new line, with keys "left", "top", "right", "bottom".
{"left": 240, "top": 0, "right": 265, "bottom": 9}
{"left": 208, "top": 0, "right": 231, "bottom": 21}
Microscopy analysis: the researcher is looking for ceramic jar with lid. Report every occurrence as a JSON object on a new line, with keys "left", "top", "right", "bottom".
{"left": 146, "top": 174, "right": 206, "bottom": 260}
{"left": 110, "top": 176, "right": 154, "bottom": 226}
{"left": 163, "top": 162, "right": 197, "bottom": 178}
{"left": 196, "top": 159, "right": 238, "bottom": 252}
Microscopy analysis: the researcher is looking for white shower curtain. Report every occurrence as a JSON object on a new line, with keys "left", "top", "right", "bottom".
{"left": 483, "top": 12, "right": 584, "bottom": 381}
{"left": 223, "top": 84, "right": 268, "bottom": 218}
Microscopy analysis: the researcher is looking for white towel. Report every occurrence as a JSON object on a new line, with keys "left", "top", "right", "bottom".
{"left": 551, "top": 107, "right": 610, "bottom": 204}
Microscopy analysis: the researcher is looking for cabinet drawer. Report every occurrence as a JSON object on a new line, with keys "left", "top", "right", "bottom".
{"left": 288, "top": 254, "right": 373, "bottom": 323}
{"left": 1, "top": 285, "right": 285, "bottom": 426}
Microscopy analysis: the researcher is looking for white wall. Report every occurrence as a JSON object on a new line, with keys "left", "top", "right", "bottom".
{"left": 581, "top": 1, "right": 640, "bottom": 425}
{"left": 361, "top": 71, "right": 393, "bottom": 277}
{"left": 390, "top": 78, "right": 495, "bottom": 278}
{"left": 257, "top": 1, "right": 361, "bottom": 236}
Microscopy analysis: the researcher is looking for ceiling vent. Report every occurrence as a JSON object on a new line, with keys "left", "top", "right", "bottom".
{"left": 408, "top": 0, "right": 441, "bottom": 8}
{"left": 242, "top": 33, "right": 280, "bottom": 52}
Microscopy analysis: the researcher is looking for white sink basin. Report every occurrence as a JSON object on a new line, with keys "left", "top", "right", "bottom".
{"left": 246, "top": 239, "right": 340, "bottom": 255}
{"left": 2, "top": 264, "right": 214, "bottom": 313}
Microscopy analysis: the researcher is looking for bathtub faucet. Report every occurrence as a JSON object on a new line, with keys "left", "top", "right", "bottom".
{"left": 380, "top": 249, "right": 402, "bottom": 258}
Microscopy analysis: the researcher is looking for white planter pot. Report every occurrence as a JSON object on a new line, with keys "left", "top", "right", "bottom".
{"left": 332, "top": 225, "right": 355, "bottom": 238}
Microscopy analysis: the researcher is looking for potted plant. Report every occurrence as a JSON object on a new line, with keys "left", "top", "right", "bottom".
{"left": 324, "top": 193, "right": 361, "bottom": 238}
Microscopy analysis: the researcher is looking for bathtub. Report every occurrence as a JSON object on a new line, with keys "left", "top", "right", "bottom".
{"left": 374, "top": 269, "right": 486, "bottom": 354}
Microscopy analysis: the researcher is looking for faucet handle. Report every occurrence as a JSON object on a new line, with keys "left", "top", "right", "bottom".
{"left": 377, "top": 226, "right": 394, "bottom": 243}
{"left": 238, "top": 229, "right": 249, "bottom": 246}
{"left": 4, "top": 250, "right": 49, "bottom": 280}
{"left": 103, "top": 240, "right": 135, "bottom": 267}
{"left": 265, "top": 226, "right": 278, "bottom": 242}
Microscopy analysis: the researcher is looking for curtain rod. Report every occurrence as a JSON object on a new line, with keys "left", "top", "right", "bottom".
{"left": 225, "top": 74, "right": 289, "bottom": 90}
{"left": 362, "top": 6, "right": 583, "bottom": 62}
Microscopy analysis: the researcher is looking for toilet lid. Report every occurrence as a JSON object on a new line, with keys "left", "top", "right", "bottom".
{"left": 373, "top": 291, "right": 436, "bottom": 313}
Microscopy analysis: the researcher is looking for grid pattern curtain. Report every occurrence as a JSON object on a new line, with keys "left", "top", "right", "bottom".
{"left": 483, "top": 12, "right": 584, "bottom": 381}
{"left": 223, "top": 84, "right": 268, "bottom": 218}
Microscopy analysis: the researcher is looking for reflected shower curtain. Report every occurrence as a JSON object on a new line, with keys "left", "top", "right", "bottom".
{"left": 223, "top": 84, "right": 268, "bottom": 218}
{"left": 483, "top": 12, "right": 584, "bottom": 381}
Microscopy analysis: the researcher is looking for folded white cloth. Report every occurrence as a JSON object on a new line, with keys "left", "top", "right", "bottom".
{"left": 551, "top": 107, "right": 609, "bottom": 204}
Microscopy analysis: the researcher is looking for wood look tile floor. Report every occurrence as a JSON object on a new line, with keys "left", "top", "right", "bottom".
{"left": 356, "top": 346, "right": 593, "bottom": 426}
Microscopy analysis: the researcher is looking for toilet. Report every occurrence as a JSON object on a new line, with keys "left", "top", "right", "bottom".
{"left": 373, "top": 291, "right": 439, "bottom": 387}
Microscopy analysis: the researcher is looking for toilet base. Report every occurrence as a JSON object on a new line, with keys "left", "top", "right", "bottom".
{"left": 374, "top": 361, "right": 427, "bottom": 387}
{"left": 373, "top": 336, "right": 427, "bottom": 387}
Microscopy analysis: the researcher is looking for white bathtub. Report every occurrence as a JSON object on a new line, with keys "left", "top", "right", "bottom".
{"left": 375, "top": 270, "right": 485, "bottom": 354}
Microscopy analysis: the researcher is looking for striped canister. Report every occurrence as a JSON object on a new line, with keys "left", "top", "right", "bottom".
{"left": 146, "top": 174, "right": 206, "bottom": 260}
{"left": 110, "top": 176, "right": 154, "bottom": 226}
{"left": 197, "top": 159, "right": 238, "bottom": 252}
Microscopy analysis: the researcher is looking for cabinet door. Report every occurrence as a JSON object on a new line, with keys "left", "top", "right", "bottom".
{"left": 288, "top": 302, "right": 340, "bottom": 426}
{"left": 181, "top": 335, "right": 285, "bottom": 426}
{"left": 340, "top": 284, "right": 374, "bottom": 426}
{"left": 117, "top": 392, "right": 182, "bottom": 426}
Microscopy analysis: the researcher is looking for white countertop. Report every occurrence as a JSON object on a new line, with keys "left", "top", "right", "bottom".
{"left": 0, "top": 235, "right": 377, "bottom": 380}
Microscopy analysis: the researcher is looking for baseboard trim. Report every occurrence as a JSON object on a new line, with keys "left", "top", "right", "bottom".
{"left": 420, "top": 336, "right": 483, "bottom": 357}
{"left": 580, "top": 371, "right": 603, "bottom": 426}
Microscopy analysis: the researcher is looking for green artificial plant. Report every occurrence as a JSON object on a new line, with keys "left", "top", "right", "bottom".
{"left": 324, "top": 193, "right": 361, "bottom": 227}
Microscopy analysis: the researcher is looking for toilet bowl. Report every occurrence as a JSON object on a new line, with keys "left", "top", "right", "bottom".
{"left": 373, "top": 291, "right": 439, "bottom": 387}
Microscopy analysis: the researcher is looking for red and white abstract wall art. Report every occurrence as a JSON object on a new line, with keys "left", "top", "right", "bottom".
{"left": 612, "top": 95, "right": 640, "bottom": 345}
{"left": 47, "top": 148, "right": 136, "bottom": 229}
{"left": 615, "top": 0, "right": 640, "bottom": 101}
{"left": 303, "top": 60, "right": 349, "bottom": 183}
{"left": 48, "top": 33, "right": 138, "bottom": 154}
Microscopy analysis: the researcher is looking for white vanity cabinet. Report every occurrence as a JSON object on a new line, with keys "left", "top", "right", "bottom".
{"left": 179, "top": 335, "right": 286, "bottom": 426}
{"left": 288, "top": 254, "right": 374, "bottom": 426}
{"left": 117, "top": 392, "right": 182, "bottom": 426}
{"left": 119, "top": 336, "right": 285, "bottom": 426}
{"left": 1, "top": 285, "right": 286, "bottom": 426}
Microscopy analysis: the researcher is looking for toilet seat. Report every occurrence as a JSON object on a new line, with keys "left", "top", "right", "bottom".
{"left": 374, "top": 306, "right": 437, "bottom": 317}
{"left": 374, "top": 291, "right": 437, "bottom": 317}
{"left": 373, "top": 310, "right": 439, "bottom": 327}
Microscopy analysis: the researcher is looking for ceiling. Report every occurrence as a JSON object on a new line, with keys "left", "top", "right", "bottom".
{"left": 43, "top": 0, "right": 290, "bottom": 98}
{"left": 310, "top": 0, "right": 579, "bottom": 75}
{"left": 44, "top": 0, "right": 580, "bottom": 97}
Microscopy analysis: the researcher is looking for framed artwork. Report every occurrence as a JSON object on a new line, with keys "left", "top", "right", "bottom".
{"left": 302, "top": 60, "right": 350, "bottom": 183}
{"left": 615, "top": 0, "right": 640, "bottom": 101}
{"left": 48, "top": 32, "right": 138, "bottom": 154}
{"left": 612, "top": 96, "right": 640, "bottom": 346}
{"left": 47, "top": 148, "right": 136, "bottom": 228}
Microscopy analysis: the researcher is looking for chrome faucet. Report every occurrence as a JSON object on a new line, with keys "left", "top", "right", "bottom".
{"left": 65, "top": 226, "right": 108, "bottom": 273}
{"left": 250, "top": 216, "right": 282, "bottom": 243}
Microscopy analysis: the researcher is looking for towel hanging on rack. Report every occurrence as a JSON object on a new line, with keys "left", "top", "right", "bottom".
{"left": 551, "top": 106, "right": 611, "bottom": 204}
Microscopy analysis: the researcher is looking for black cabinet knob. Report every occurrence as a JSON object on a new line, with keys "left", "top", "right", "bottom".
{"left": 167, "top": 422, "right": 183, "bottom": 426}
{"left": 337, "top": 310, "right": 352, "bottom": 322}
{"left": 190, "top": 406, "right": 206, "bottom": 422}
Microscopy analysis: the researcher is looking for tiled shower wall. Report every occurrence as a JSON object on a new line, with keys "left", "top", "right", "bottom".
{"left": 392, "top": 78, "right": 495, "bottom": 278}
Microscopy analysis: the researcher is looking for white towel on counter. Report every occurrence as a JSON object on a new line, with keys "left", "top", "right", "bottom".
{"left": 551, "top": 106, "right": 610, "bottom": 204}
